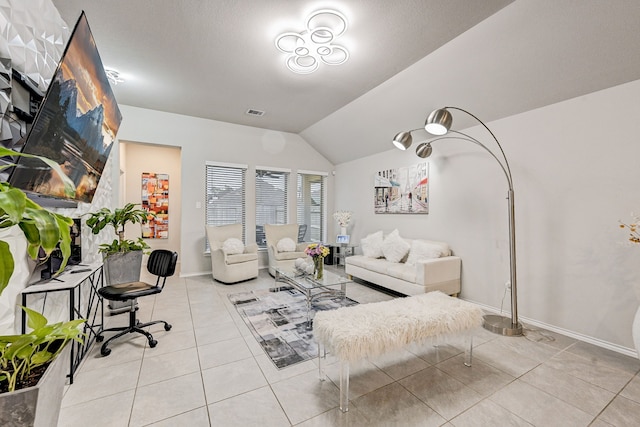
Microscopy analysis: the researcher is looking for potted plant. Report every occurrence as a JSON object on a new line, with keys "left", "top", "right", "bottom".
{"left": 85, "top": 203, "right": 153, "bottom": 313}
{"left": 0, "top": 147, "right": 84, "bottom": 426}
{"left": 0, "top": 147, "right": 75, "bottom": 293}
{"left": 0, "top": 307, "right": 84, "bottom": 425}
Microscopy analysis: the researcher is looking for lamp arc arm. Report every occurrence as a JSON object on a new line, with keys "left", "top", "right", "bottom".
{"left": 421, "top": 133, "right": 513, "bottom": 190}
{"left": 444, "top": 106, "right": 513, "bottom": 184}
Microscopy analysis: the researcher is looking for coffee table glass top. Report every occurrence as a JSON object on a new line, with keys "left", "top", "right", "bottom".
{"left": 275, "top": 267, "right": 351, "bottom": 290}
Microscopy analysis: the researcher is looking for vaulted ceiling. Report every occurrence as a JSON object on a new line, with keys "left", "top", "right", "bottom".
{"left": 51, "top": 0, "right": 640, "bottom": 164}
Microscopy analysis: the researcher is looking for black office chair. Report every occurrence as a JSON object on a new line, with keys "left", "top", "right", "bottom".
{"left": 96, "top": 249, "right": 178, "bottom": 356}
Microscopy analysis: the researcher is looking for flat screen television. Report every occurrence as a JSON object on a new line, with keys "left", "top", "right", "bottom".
{"left": 8, "top": 11, "right": 122, "bottom": 205}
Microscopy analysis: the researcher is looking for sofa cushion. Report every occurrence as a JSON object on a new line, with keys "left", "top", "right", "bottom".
{"left": 405, "top": 240, "right": 443, "bottom": 265}
{"left": 226, "top": 252, "right": 258, "bottom": 265}
{"left": 385, "top": 263, "right": 417, "bottom": 283}
{"left": 274, "top": 250, "right": 307, "bottom": 261}
{"left": 361, "top": 230, "right": 384, "bottom": 258}
{"left": 276, "top": 237, "right": 297, "bottom": 252}
{"left": 222, "top": 238, "right": 245, "bottom": 255}
{"left": 382, "top": 229, "right": 410, "bottom": 263}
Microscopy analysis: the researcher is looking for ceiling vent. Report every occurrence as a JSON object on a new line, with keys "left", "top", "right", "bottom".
{"left": 246, "top": 108, "right": 265, "bottom": 117}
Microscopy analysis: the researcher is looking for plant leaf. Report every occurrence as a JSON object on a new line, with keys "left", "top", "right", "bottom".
{"left": 23, "top": 306, "right": 48, "bottom": 331}
{"left": 0, "top": 240, "right": 14, "bottom": 295}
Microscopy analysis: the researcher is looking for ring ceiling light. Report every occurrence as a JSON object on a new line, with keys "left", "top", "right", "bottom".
{"left": 275, "top": 9, "right": 349, "bottom": 74}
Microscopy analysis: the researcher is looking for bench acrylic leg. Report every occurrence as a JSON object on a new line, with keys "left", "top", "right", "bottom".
{"left": 464, "top": 336, "right": 473, "bottom": 367}
{"left": 318, "top": 343, "right": 326, "bottom": 381}
{"left": 339, "top": 361, "right": 349, "bottom": 412}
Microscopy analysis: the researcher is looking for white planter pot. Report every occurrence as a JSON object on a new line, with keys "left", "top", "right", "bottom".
{"left": 0, "top": 342, "right": 70, "bottom": 427}
{"left": 633, "top": 306, "right": 640, "bottom": 360}
{"left": 0, "top": 226, "right": 36, "bottom": 335}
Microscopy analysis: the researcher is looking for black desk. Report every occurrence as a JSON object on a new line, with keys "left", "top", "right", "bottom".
{"left": 21, "top": 263, "right": 104, "bottom": 384}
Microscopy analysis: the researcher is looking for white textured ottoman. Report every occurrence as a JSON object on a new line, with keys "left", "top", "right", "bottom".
{"left": 313, "top": 291, "right": 483, "bottom": 412}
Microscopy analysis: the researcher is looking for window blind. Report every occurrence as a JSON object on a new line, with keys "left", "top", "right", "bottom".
{"left": 256, "top": 168, "right": 289, "bottom": 248}
{"left": 297, "top": 173, "right": 326, "bottom": 243}
{"left": 205, "top": 163, "right": 246, "bottom": 250}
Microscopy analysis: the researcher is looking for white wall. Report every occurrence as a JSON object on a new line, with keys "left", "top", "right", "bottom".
{"left": 115, "top": 105, "right": 336, "bottom": 276}
{"left": 121, "top": 142, "right": 182, "bottom": 256}
{"left": 335, "top": 79, "right": 640, "bottom": 353}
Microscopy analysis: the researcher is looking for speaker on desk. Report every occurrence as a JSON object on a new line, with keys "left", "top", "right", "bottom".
{"left": 41, "top": 249, "right": 64, "bottom": 280}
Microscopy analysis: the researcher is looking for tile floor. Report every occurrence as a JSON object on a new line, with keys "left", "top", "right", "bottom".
{"left": 58, "top": 267, "right": 640, "bottom": 426}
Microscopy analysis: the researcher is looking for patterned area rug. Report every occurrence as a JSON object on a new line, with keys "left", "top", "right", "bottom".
{"left": 229, "top": 286, "right": 358, "bottom": 369}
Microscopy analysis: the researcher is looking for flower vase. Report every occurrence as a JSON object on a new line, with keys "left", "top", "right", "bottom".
{"left": 340, "top": 226, "right": 347, "bottom": 236}
{"left": 313, "top": 257, "right": 324, "bottom": 280}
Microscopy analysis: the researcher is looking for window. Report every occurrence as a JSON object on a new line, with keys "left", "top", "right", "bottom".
{"left": 297, "top": 171, "right": 326, "bottom": 243}
{"left": 256, "top": 168, "right": 289, "bottom": 248}
{"left": 205, "top": 162, "right": 247, "bottom": 250}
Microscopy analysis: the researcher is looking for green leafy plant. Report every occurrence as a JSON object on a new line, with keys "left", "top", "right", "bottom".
{"left": 0, "top": 306, "right": 84, "bottom": 393}
{"left": 85, "top": 203, "right": 153, "bottom": 255}
{"left": 0, "top": 147, "right": 74, "bottom": 294}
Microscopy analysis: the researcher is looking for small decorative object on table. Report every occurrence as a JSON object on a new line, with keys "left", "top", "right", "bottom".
{"left": 305, "top": 243, "right": 330, "bottom": 280}
{"left": 333, "top": 210, "right": 352, "bottom": 236}
{"left": 619, "top": 212, "right": 640, "bottom": 359}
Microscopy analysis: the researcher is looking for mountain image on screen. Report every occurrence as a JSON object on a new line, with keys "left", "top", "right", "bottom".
{"left": 9, "top": 12, "right": 122, "bottom": 203}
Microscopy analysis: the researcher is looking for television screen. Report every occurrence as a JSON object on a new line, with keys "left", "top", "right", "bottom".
{"left": 9, "top": 12, "right": 122, "bottom": 203}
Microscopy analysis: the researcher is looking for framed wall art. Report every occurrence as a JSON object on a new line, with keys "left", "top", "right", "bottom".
{"left": 141, "top": 172, "right": 169, "bottom": 238}
{"left": 374, "top": 162, "right": 428, "bottom": 214}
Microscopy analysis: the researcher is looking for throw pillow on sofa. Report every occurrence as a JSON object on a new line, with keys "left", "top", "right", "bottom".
{"left": 361, "top": 230, "right": 384, "bottom": 258}
{"left": 222, "top": 238, "right": 245, "bottom": 255}
{"left": 405, "top": 240, "right": 444, "bottom": 265}
{"left": 382, "top": 229, "right": 410, "bottom": 263}
{"left": 277, "top": 237, "right": 297, "bottom": 252}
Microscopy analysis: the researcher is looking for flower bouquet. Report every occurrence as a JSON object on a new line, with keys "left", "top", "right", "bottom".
{"left": 305, "top": 243, "right": 330, "bottom": 279}
{"left": 333, "top": 210, "right": 352, "bottom": 227}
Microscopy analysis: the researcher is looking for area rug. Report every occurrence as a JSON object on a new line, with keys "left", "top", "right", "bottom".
{"left": 228, "top": 286, "right": 358, "bottom": 369}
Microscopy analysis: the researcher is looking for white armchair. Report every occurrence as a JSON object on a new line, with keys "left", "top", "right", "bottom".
{"left": 206, "top": 224, "right": 258, "bottom": 284}
{"left": 264, "top": 224, "right": 309, "bottom": 276}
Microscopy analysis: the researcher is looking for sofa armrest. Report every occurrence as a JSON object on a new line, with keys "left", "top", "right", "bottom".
{"left": 415, "top": 256, "right": 461, "bottom": 286}
{"left": 296, "top": 242, "right": 309, "bottom": 252}
{"left": 245, "top": 243, "right": 258, "bottom": 254}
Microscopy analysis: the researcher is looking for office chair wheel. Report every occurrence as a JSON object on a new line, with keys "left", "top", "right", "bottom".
{"left": 149, "top": 339, "right": 158, "bottom": 348}
{"left": 164, "top": 323, "right": 172, "bottom": 331}
{"left": 101, "top": 346, "right": 111, "bottom": 357}
{"left": 96, "top": 335, "right": 104, "bottom": 342}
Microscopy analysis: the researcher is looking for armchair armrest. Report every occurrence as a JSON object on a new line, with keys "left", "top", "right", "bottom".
{"left": 296, "top": 242, "right": 309, "bottom": 252}
{"left": 245, "top": 243, "right": 258, "bottom": 254}
{"left": 415, "top": 256, "right": 461, "bottom": 286}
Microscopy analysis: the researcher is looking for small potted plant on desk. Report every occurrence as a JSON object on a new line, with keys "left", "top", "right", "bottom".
{"left": 85, "top": 203, "right": 153, "bottom": 314}
{"left": 0, "top": 147, "right": 85, "bottom": 426}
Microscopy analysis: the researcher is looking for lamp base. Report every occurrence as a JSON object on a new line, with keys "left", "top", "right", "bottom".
{"left": 482, "top": 314, "right": 523, "bottom": 336}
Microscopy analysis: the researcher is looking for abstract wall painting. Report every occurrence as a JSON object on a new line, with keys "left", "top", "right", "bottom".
{"left": 141, "top": 172, "right": 169, "bottom": 238}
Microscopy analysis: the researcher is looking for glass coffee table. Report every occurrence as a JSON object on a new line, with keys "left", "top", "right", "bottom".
{"left": 274, "top": 267, "right": 352, "bottom": 329}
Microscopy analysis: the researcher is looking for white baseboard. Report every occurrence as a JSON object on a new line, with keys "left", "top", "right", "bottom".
{"left": 465, "top": 299, "right": 638, "bottom": 359}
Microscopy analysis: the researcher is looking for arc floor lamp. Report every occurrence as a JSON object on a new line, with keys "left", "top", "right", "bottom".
{"left": 392, "top": 107, "right": 522, "bottom": 336}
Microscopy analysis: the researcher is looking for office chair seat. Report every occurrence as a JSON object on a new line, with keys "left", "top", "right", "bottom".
{"left": 99, "top": 281, "right": 163, "bottom": 301}
{"left": 96, "top": 249, "right": 178, "bottom": 356}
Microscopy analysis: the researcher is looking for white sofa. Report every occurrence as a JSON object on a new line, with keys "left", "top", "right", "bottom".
{"left": 345, "top": 231, "right": 461, "bottom": 296}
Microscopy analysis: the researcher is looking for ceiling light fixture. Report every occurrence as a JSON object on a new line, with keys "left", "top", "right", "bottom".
{"left": 275, "top": 9, "right": 349, "bottom": 74}
{"left": 393, "top": 107, "right": 522, "bottom": 337}
{"left": 105, "top": 68, "right": 124, "bottom": 85}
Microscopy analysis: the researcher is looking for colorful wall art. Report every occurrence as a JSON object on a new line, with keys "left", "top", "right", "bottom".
{"left": 141, "top": 172, "right": 169, "bottom": 238}
{"left": 374, "top": 162, "right": 428, "bottom": 214}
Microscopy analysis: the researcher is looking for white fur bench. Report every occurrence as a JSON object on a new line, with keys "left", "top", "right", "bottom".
{"left": 313, "top": 291, "right": 484, "bottom": 412}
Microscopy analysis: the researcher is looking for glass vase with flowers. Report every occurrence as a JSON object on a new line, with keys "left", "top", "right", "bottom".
{"left": 304, "top": 243, "right": 330, "bottom": 280}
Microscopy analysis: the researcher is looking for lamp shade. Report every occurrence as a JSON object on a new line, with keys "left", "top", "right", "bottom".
{"left": 416, "top": 143, "right": 433, "bottom": 158}
{"left": 425, "top": 108, "right": 453, "bottom": 136}
{"left": 392, "top": 131, "right": 413, "bottom": 150}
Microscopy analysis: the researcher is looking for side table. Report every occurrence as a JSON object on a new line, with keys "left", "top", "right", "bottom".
{"left": 21, "top": 263, "right": 104, "bottom": 383}
{"left": 330, "top": 243, "right": 357, "bottom": 266}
